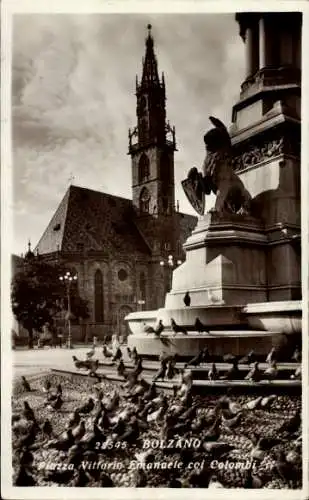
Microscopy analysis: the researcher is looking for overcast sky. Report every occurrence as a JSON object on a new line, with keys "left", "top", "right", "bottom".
{"left": 12, "top": 13, "right": 246, "bottom": 255}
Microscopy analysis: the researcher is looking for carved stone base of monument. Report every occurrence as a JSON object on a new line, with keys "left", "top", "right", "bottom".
{"left": 165, "top": 212, "right": 267, "bottom": 309}
{"left": 125, "top": 211, "right": 300, "bottom": 358}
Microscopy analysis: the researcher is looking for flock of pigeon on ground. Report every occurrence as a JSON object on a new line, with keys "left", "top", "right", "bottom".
{"left": 70, "top": 338, "right": 302, "bottom": 383}
{"left": 12, "top": 340, "right": 302, "bottom": 489}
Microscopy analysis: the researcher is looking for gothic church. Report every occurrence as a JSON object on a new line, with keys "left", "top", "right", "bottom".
{"left": 33, "top": 26, "right": 196, "bottom": 340}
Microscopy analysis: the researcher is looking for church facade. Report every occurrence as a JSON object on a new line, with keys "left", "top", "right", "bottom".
{"left": 32, "top": 26, "right": 197, "bottom": 341}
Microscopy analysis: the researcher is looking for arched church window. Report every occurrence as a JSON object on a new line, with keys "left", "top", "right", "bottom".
{"left": 140, "top": 272, "right": 146, "bottom": 300}
{"left": 94, "top": 269, "right": 104, "bottom": 323}
{"left": 118, "top": 269, "right": 128, "bottom": 282}
{"left": 139, "top": 188, "right": 150, "bottom": 214}
{"left": 138, "top": 153, "right": 150, "bottom": 182}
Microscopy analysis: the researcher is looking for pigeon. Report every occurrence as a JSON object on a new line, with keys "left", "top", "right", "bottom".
{"left": 19, "top": 450, "right": 34, "bottom": 467}
{"left": 203, "top": 441, "right": 234, "bottom": 458}
{"left": 16, "top": 422, "right": 37, "bottom": 449}
{"left": 286, "top": 449, "right": 302, "bottom": 466}
{"left": 242, "top": 396, "right": 263, "bottom": 410}
{"left": 278, "top": 409, "right": 301, "bottom": 434}
{"left": 155, "top": 319, "right": 165, "bottom": 335}
{"left": 221, "top": 360, "right": 241, "bottom": 380}
{"left": 291, "top": 346, "right": 301, "bottom": 362}
{"left": 266, "top": 347, "right": 278, "bottom": 364}
{"left": 290, "top": 365, "right": 301, "bottom": 379}
{"left": 45, "top": 383, "right": 62, "bottom": 403}
{"left": 46, "top": 395, "right": 63, "bottom": 411}
{"left": 81, "top": 422, "right": 106, "bottom": 448}
{"left": 15, "top": 466, "right": 36, "bottom": 486}
{"left": 70, "top": 468, "right": 92, "bottom": 487}
{"left": 195, "top": 317, "right": 209, "bottom": 333}
{"left": 202, "top": 417, "right": 221, "bottom": 441}
{"left": 102, "top": 345, "right": 113, "bottom": 358}
{"left": 117, "top": 359, "right": 126, "bottom": 378}
{"left": 147, "top": 400, "right": 168, "bottom": 424}
{"left": 131, "top": 356, "right": 143, "bottom": 378}
{"left": 166, "top": 359, "right": 178, "bottom": 379}
{"left": 12, "top": 413, "right": 21, "bottom": 425}
{"left": 72, "top": 420, "right": 86, "bottom": 441}
{"left": 21, "top": 376, "right": 31, "bottom": 392}
{"left": 208, "top": 363, "right": 218, "bottom": 381}
{"left": 262, "top": 361, "right": 278, "bottom": 380}
{"left": 183, "top": 291, "right": 191, "bottom": 307}
{"left": 76, "top": 398, "right": 95, "bottom": 414}
{"left": 100, "top": 473, "right": 114, "bottom": 487}
{"left": 93, "top": 400, "right": 105, "bottom": 422}
{"left": 45, "top": 468, "right": 74, "bottom": 484}
{"left": 153, "top": 359, "right": 167, "bottom": 382}
{"left": 41, "top": 419, "right": 53, "bottom": 437}
{"left": 251, "top": 434, "right": 284, "bottom": 451}
{"left": 96, "top": 411, "right": 112, "bottom": 431}
{"left": 185, "top": 350, "right": 204, "bottom": 367}
{"left": 179, "top": 368, "right": 193, "bottom": 390}
{"left": 171, "top": 318, "right": 187, "bottom": 335}
{"left": 243, "top": 466, "right": 263, "bottom": 488}
{"left": 47, "top": 428, "right": 74, "bottom": 451}
{"left": 67, "top": 410, "right": 81, "bottom": 429}
{"left": 223, "top": 353, "right": 237, "bottom": 363}
{"left": 245, "top": 361, "right": 262, "bottom": 382}
{"left": 42, "top": 379, "right": 51, "bottom": 393}
{"left": 207, "top": 475, "right": 224, "bottom": 488}
{"left": 72, "top": 355, "right": 88, "bottom": 370}
{"left": 87, "top": 359, "right": 100, "bottom": 376}
{"left": 86, "top": 346, "right": 95, "bottom": 359}
{"left": 221, "top": 411, "right": 242, "bottom": 429}
{"left": 178, "top": 403, "right": 198, "bottom": 422}
{"left": 105, "top": 392, "right": 120, "bottom": 412}
{"left": 228, "top": 399, "right": 242, "bottom": 415}
{"left": 273, "top": 450, "right": 296, "bottom": 487}
{"left": 116, "top": 417, "right": 140, "bottom": 443}
{"left": 239, "top": 350, "right": 256, "bottom": 365}
{"left": 131, "top": 347, "right": 138, "bottom": 362}
{"left": 22, "top": 401, "right": 36, "bottom": 422}
{"left": 112, "top": 347, "right": 122, "bottom": 362}
{"left": 143, "top": 382, "right": 157, "bottom": 401}
{"left": 144, "top": 319, "right": 165, "bottom": 337}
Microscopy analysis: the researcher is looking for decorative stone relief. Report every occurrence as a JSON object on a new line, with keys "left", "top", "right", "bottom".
{"left": 232, "top": 136, "right": 300, "bottom": 172}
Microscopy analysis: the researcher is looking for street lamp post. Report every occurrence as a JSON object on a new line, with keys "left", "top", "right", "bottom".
{"left": 137, "top": 299, "right": 146, "bottom": 311}
{"left": 59, "top": 271, "right": 78, "bottom": 349}
{"left": 160, "top": 254, "right": 182, "bottom": 292}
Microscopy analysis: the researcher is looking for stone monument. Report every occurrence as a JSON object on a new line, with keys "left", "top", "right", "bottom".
{"left": 126, "top": 12, "right": 301, "bottom": 358}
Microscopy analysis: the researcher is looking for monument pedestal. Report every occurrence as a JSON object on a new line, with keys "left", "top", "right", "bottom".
{"left": 165, "top": 212, "right": 267, "bottom": 308}
{"left": 126, "top": 212, "right": 300, "bottom": 358}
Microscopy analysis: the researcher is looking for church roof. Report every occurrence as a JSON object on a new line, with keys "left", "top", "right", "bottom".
{"left": 35, "top": 185, "right": 151, "bottom": 256}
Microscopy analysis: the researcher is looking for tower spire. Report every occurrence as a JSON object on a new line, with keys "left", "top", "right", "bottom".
{"left": 141, "top": 23, "right": 160, "bottom": 88}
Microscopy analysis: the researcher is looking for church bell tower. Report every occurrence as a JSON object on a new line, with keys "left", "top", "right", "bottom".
{"left": 129, "top": 24, "right": 177, "bottom": 218}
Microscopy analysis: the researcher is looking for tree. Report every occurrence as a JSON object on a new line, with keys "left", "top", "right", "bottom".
{"left": 11, "top": 259, "right": 89, "bottom": 348}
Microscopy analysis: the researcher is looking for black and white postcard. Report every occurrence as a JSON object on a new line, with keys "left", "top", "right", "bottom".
{"left": 1, "top": 1, "right": 308, "bottom": 499}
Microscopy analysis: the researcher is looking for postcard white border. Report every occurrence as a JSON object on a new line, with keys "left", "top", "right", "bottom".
{"left": 1, "top": 1, "right": 308, "bottom": 500}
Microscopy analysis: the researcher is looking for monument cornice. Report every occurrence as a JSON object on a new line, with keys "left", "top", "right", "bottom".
{"left": 231, "top": 112, "right": 300, "bottom": 146}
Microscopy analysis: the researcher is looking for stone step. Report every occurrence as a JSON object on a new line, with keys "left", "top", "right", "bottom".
{"left": 51, "top": 367, "right": 301, "bottom": 394}
{"left": 97, "top": 359, "right": 300, "bottom": 380}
